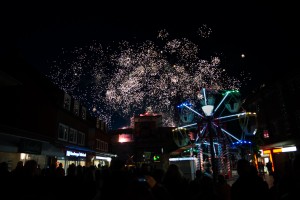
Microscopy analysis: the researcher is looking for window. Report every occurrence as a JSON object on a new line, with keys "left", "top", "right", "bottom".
{"left": 74, "top": 100, "right": 80, "bottom": 116}
{"left": 118, "top": 134, "right": 134, "bottom": 143}
{"left": 96, "top": 139, "right": 101, "bottom": 150}
{"left": 101, "top": 141, "right": 103, "bottom": 151}
{"left": 104, "top": 142, "right": 108, "bottom": 152}
{"left": 64, "top": 93, "right": 71, "bottom": 110}
{"left": 96, "top": 140, "right": 108, "bottom": 152}
{"left": 69, "top": 128, "right": 78, "bottom": 144}
{"left": 263, "top": 130, "right": 270, "bottom": 138}
{"left": 96, "top": 118, "right": 100, "bottom": 129}
{"left": 101, "top": 121, "right": 105, "bottom": 131}
{"left": 81, "top": 106, "right": 86, "bottom": 120}
{"left": 58, "top": 123, "right": 69, "bottom": 141}
{"left": 77, "top": 131, "right": 85, "bottom": 145}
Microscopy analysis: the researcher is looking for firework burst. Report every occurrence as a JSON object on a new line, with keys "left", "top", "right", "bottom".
{"left": 47, "top": 28, "right": 249, "bottom": 129}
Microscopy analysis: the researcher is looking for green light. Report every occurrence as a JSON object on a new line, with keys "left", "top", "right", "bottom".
{"left": 153, "top": 155, "right": 160, "bottom": 161}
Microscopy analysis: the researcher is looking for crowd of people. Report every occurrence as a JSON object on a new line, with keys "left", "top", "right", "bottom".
{"left": 0, "top": 154, "right": 299, "bottom": 200}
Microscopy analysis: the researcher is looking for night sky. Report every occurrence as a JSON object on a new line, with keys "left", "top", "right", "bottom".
{"left": 1, "top": 1, "right": 298, "bottom": 128}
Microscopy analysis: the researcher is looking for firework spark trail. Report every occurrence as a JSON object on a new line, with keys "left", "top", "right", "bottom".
{"left": 47, "top": 29, "right": 248, "bottom": 129}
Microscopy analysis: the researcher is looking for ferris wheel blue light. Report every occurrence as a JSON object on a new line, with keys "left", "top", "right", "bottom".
{"left": 177, "top": 101, "right": 193, "bottom": 108}
{"left": 232, "top": 140, "right": 252, "bottom": 146}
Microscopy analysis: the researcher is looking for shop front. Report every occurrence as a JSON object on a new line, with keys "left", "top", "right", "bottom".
{"left": 92, "top": 152, "right": 117, "bottom": 168}
{"left": 260, "top": 145, "right": 297, "bottom": 176}
{"left": 0, "top": 133, "right": 60, "bottom": 171}
{"left": 56, "top": 149, "right": 90, "bottom": 174}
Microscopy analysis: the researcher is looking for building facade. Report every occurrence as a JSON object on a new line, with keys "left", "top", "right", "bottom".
{"left": 110, "top": 111, "right": 180, "bottom": 170}
{"left": 244, "top": 70, "right": 300, "bottom": 176}
{"left": 0, "top": 49, "right": 115, "bottom": 172}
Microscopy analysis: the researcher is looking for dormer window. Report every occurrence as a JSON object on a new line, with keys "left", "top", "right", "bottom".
{"left": 96, "top": 118, "right": 100, "bottom": 129}
{"left": 81, "top": 106, "right": 86, "bottom": 120}
{"left": 64, "top": 93, "right": 71, "bottom": 110}
{"left": 74, "top": 100, "right": 80, "bottom": 116}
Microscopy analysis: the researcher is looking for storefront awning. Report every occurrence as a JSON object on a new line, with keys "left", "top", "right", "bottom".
{"left": 260, "top": 139, "right": 300, "bottom": 149}
{"left": 65, "top": 145, "right": 96, "bottom": 153}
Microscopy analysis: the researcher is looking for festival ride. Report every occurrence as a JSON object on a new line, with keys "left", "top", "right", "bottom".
{"left": 173, "top": 87, "right": 257, "bottom": 181}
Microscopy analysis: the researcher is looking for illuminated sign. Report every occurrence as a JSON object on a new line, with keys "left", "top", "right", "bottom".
{"left": 95, "top": 156, "right": 112, "bottom": 161}
{"left": 263, "top": 130, "right": 269, "bottom": 138}
{"left": 66, "top": 150, "right": 86, "bottom": 157}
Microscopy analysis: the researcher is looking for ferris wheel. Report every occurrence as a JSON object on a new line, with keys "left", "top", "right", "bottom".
{"left": 176, "top": 87, "right": 257, "bottom": 180}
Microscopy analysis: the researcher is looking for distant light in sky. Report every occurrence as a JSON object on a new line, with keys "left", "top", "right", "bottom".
{"left": 241, "top": 54, "right": 245, "bottom": 58}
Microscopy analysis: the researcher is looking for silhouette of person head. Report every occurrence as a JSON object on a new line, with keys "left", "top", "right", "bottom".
{"left": 236, "top": 159, "right": 251, "bottom": 177}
